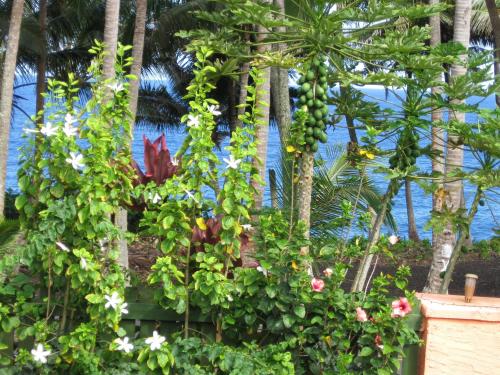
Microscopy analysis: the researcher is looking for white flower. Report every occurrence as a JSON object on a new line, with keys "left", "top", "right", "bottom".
{"left": 63, "top": 122, "right": 78, "bottom": 137}
{"left": 108, "top": 81, "right": 124, "bottom": 92}
{"left": 151, "top": 193, "right": 162, "bottom": 204}
{"left": 172, "top": 157, "right": 179, "bottom": 166}
{"left": 40, "top": 122, "right": 58, "bottom": 137}
{"left": 145, "top": 331, "right": 166, "bottom": 351}
{"left": 256, "top": 266, "right": 268, "bottom": 277}
{"left": 80, "top": 258, "right": 87, "bottom": 270}
{"left": 119, "top": 302, "right": 128, "bottom": 315}
{"left": 187, "top": 114, "right": 200, "bottom": 128}
{"left": 207, "top": 104, "right": 221, "bottom": 116}
{"left": 66, "top": 152, "right": 84, "bottom": 170}
{"left": 114, "top": 337, "right": 134, "bottom": 353}
{"left": 56, "top": 242, "right": 70, "bottom": 252}
{"left": 223, "top": 155, "right": 242, "bottom": 170}
{"left": 105, "top": 292, "right": 121, "bottom": 310}
{"left": 23, "top": 128, "right": 39, "bottom": 134}
{"left": 227, "top": 294, "right": 233, "bottom": 302}
{"left": 388, "top": 235, "right": 399, "bottom": 245}
{"left": 64, "top": 113, "right": 77, "bottom": 126}
{"left": 31, "top": 343, "right": 51, "bottom": 364}
{"left": 241, "top": 224, "right": 253, "bottom": 231}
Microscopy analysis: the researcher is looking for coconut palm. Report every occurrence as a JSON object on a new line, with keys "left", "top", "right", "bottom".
{"left": 0, "top": 0, "right": 25, "bottom": 220}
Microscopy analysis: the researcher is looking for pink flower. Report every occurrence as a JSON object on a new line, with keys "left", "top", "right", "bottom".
{"left": 323, "top": 268, "right": 333, "bottom": 278}
{"left": 311, "top": 278, "right": 325, "bottom": 292}
{"left": 356, "top": 307, "right": 368, "bottom": 322}
{"left": 391, "top": 297, "right": 412, "bottom": 318}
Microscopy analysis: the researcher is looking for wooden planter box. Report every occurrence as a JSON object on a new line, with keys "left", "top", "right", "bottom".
{"left": 416, "top": 293, "right": 500, "bottom": 375}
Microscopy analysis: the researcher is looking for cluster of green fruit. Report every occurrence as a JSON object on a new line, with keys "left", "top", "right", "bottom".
{"left": 297, "top": 56, "right": 329, "bottom": 152}
{"left": 389, "top": 128, "right": 420, "bottom": 170}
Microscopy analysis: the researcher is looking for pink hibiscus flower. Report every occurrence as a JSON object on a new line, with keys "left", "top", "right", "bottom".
{"left": 356, "top": 307, "right": 368, "bottom": 322}
{"left": 391, "top": 297, "right": 412, "bottom": 318}
{"left": 311, "top": 278, "right": 325, "bottom": 292}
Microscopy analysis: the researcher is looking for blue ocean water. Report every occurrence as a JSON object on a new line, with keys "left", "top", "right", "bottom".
{"left": 5, "top": 83, "right": 499, "bottom": 240}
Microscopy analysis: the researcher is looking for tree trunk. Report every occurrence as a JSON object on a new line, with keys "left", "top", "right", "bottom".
{"left": 426, "top": 0, "right": 447, "bottom": 293}
{"left": 352, "top": 181, "right": 397, "bottom": 292}
{"left": 251, "top": 3, "right": 272, "bottom": 209}
{"left": 129, "top": 0, "right": 147, "bottom": 120}
{"left": 440, "top": 188, "right": 482, "bottom": 293}
{"left": 103, "top": 0, "right": 128, "bottom": 268}
{"left": 425, "top": 0, "right": 471, "bottom": 293}
{"left": 35, "top": 0, "right": 47, "bottom": 126}
{"left": 405, "top": 177, "right": 419, "bottom": 241}
{"left": 235, "top": 62, "right": 249, "bottom": 128}
{"left": 0, "top": 0, "right": 25, "bottom": 220}
{"left": 270, "top": 0, "right": 291, "bottom": 145}
{"left": 103, "top": 0, "right": 120, "bottom": 82}
{"left": 485, "top": 0, "right": 500, "bottom": 107}
{"left": 297, "top": 152, "right": 314, "bottom": 254}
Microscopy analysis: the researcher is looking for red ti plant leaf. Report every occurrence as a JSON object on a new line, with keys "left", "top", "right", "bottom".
{"left": 132, "top": 133, "right": 179, "bottom": 186}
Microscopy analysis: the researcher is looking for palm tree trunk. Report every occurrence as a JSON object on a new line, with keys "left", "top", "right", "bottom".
{"left": 35, "top": 0, "right": 48, "bottom": 127}
{"left": 425, "top": 0, "right": 447, "bottom": 293}
{"left": 425, "top": 0, "right": 471, "bottom": 294}
{"left": 485, "top": 0, "right": 500, "bottom": 107}
{"left": 405, "top": 177, "right": 419, "bottom": 241}
{"left": 0, "top": 0, "right": 25, "bottom": 220}
{"left": 129, "top": 0, "right": 147, "bottom": 119}
{"left": 251, "top": 5, "right": 272, "bottom": 209}
{"left": 103, "top": 0, "right": 120, "bottom": 82}
{"left": 103, "top": 0, "right": 128, "bottom": 269}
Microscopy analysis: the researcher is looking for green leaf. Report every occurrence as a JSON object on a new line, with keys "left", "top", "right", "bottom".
{"left": 282, "top": 314, "right": 295, "bottom": 328}
{"left": 294, "top": 305, "right": 306, "bottom": 319}
{"left": 359, "top": 347, "right": 373, "bottom": 357}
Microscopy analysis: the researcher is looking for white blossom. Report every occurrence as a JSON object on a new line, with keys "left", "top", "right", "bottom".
{"left": 114, "top": 337, "right": 134, "bottom": 353}
{"left": 31, "top": 343, "right": 51, "bottom": 364}
{"left": 40, "top": 122, "right": 58, "bottom": 137}
{"left": 119, "top": 302, "right": 128, "bottom": 315}
{"left": 151, "top": 193, "right": 162, "bottom": 204}
{"left": 256, "top": 266, "right": 268, "bottom": 277}
{"left": 388, "top": 235, "right": 399, "bottom": 245}
{"left": 80, "top": 258, "right": 87, "bottom": 270}
{"left": 172, "top": 157, "right": 179, "bottom": 166}
{"left": 56, "top": 242, "right": 70, "bottom": 252}
{"left": 223, "top": 155, "right": 242, "bottom": 170}
{"left": 187, "top": 114, "right": 200, "bottom": 128}
{"left": 207, "top": 104, "right": 221, "bottom": 116}
{"left": 62, "top": 115, "right": 78, "bottom": 137}
{"left": 108, "top": 81, "right": 124, "bottom": 92}
{"left": 145, "top": 331, "right": 166, "bottom": 351}
{"left": 66, "top": 152, "right": 84, "bottom": 170}
{"left": 227, "top": 294, "right": 233, "bottom": 302}
{"left": 105, "top": 292, "right": 121, "bottom": 310}
{"left": 241, "top": 224, "right": 253, "bottom": 231}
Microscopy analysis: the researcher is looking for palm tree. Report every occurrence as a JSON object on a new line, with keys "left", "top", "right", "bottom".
{"left": 425, "top": 0, "right": 472, "bottom": 293}
{"left": 276, "top": 145, "right": 395, "bottom": 245}
{"left": 0, "top": 0, "right": 25, "bottom": 220}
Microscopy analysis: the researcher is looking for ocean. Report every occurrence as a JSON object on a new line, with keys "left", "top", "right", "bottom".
{"left": 4, "top": 82, "right": 498, "bottom": 240}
